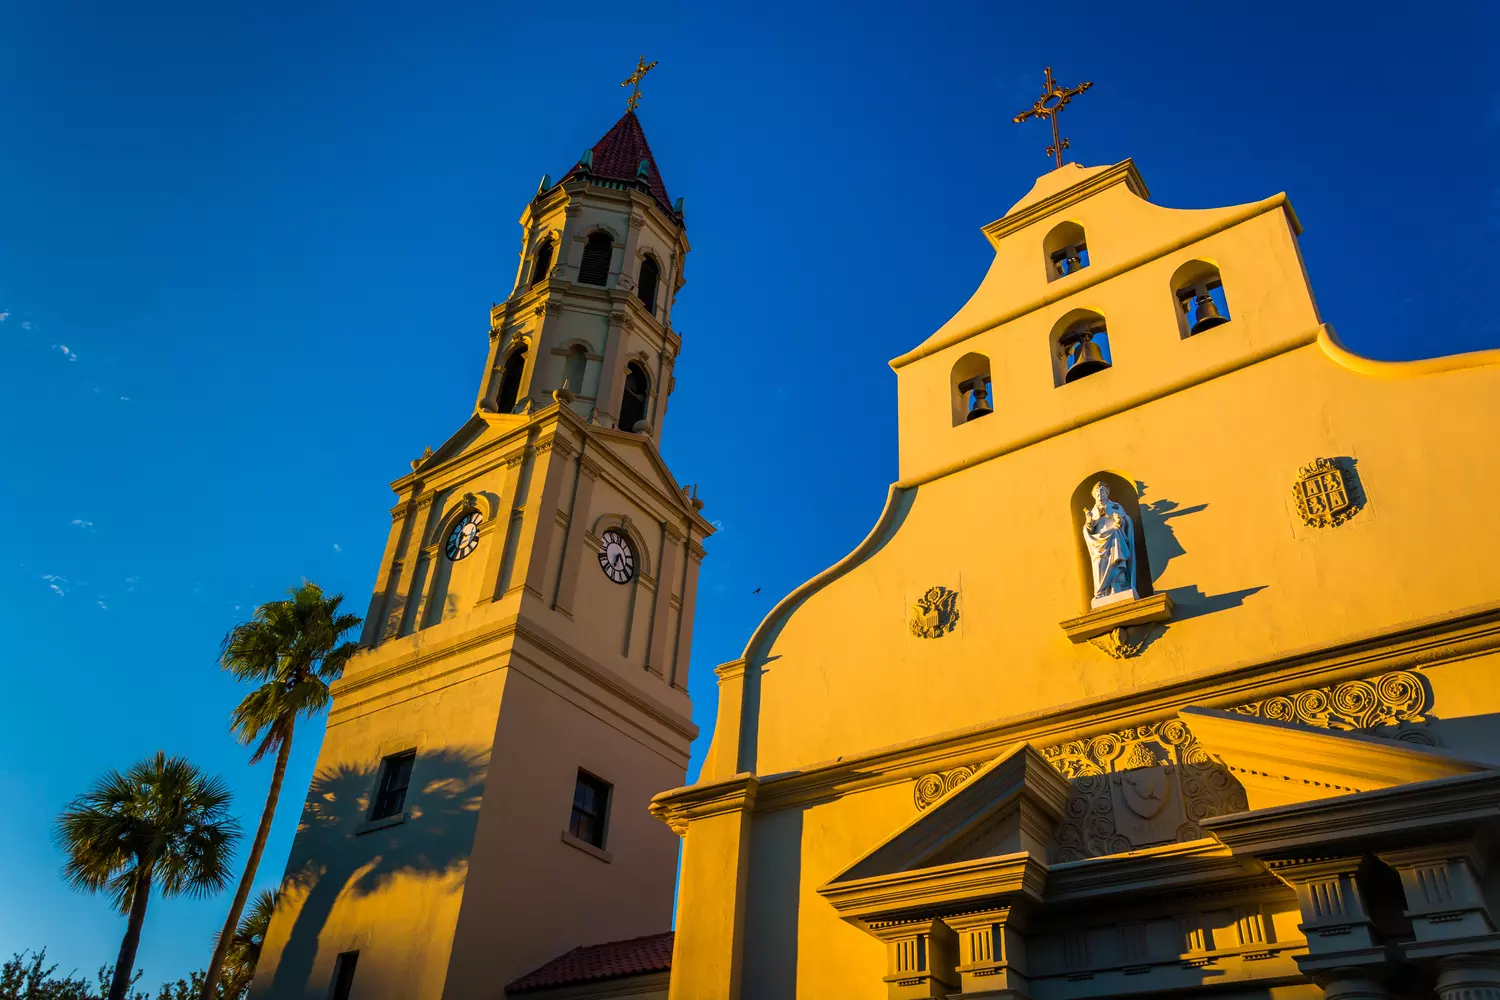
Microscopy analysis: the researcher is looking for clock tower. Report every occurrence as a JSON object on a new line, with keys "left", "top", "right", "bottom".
{"left": 250, "top": 102, "right": 710, "bottom": 1000}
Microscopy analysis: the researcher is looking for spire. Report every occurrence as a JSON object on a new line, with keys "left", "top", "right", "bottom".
{"left": 559, "top": 111, "right": 677, "bottom": 219}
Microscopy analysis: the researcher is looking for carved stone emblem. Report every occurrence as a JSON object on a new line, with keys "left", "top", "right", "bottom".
{"left": 1292, "top": 457, "right": 1360, "bottom": 527}
{"left": 909, "top": 586, "right": 960, "bottom": 638}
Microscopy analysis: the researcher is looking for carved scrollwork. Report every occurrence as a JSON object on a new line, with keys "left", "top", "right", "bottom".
{"left": 1227, "top": 669, "right": 1430, "bottom": 738}
{"left": 912, "top": 763, "right": 982, "bottom": 810}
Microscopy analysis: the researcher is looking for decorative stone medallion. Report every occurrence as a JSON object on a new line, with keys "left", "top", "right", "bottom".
{"left": 1291, "top": 457, "right": 1360, "bottom": 527}
{"left": 909, "top": 586, "right": 960, "bottom": 638}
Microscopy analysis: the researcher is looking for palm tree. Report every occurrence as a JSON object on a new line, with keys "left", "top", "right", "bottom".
{"left": 221, "top": 889, "right": 276, "bottom": 997}
{"left": 198, "top": 582, "right": 360, "bottom": 1000}
{"left": 55, "top": 752, "right": 239, "bottom": 1000}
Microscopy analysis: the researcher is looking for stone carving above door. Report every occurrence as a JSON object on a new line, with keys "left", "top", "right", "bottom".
{"left": 1226, "top": 669, "right": 1432, "bottom": 744}
{"left": 910, "top": 669, "right": 1438, "bottom": 859}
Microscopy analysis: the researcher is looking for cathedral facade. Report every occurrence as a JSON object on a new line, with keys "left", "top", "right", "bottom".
{"left": 251, "top": 101, "right": 1500, "bottom": 1000}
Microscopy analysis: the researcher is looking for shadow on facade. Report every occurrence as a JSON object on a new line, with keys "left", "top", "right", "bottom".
{"left": 267, "top": 747, "right": 488, "bottom": 998}
{"left": 1134, "top": 480, "right": 1207, "bottom": 586}
{"left": 740, "top": 806, "right": 803, "bottom": 996}
{"left": 1165, "top": 584, "right": 1269, "bottom": 622}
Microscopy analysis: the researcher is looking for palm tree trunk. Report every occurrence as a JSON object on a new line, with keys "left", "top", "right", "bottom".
{"left": 200, "top": 717, "right": 295, "bottom": 1000}
{"left": 110, "top": 865, "right": 152, "bottom": 1000}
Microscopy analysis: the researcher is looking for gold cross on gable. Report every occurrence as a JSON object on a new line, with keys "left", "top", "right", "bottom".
{"left": 622, "top": 55, "right": 658, "bottom": 112}
{"left": 1012, "top": 66, "right": 1094, "bottom": 170}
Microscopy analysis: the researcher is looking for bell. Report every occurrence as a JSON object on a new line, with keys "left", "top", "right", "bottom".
{"left": 1190, "top": 293, "right": 1229, "bottom": 334}
{"left": 966, "top": 383, "right": 993, "bottom": 421}
{"left": 1063, "top": 338, "right": 1111, "bottom": 383}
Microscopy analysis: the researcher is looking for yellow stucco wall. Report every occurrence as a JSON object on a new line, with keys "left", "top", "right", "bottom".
{"left": 666, "top": 160, "right": 1500, "bottom": 1000}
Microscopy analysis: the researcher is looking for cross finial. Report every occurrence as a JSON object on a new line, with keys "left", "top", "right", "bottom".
{"left": 1012, "top": 66, "right": 1094, "bottom": 170}
{"left": 621, "top": 55, "right": 658, "bottom": 112}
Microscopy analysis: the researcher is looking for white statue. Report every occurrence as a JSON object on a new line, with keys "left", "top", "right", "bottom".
{"left": 1083, "top": 482, "right": 1137, "bottom": 607}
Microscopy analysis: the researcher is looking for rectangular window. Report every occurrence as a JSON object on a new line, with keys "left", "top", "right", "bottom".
{"left": 568, "top": 770, "right": 611, "bottom": 849}
{"left": 330, "top": 950, "right": 358, "bottom": 1000}
{"left": 371, "top": 750, "right": 415, "bottom": 821}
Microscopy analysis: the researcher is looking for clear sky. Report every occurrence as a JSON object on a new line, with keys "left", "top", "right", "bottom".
{"left": 2, "top": 0, "right": 1496, "bottom": 986}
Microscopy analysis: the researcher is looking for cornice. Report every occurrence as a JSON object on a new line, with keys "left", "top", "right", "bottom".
{"left": 890, "top": 191, "right": 1297, "bottom": 370}
{"left": 649, "top": 772, "right": 758, "bottom": 835}
{"left": 747, "top": 601, "right": 1500, "bottom": 815}
{"left": 981, "top": 160, "right": 1151, "bottom": 246}
{"left": 1202, "top": 770, "right": 1500, "bottom": 858}
{"left": 1043, "top": 841, "right": 1277, "bottom": 907}
{"left": 818, "top": 852, "right": 1048, "bottom": 925}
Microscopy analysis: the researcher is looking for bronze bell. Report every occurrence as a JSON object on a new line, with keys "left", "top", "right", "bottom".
{"left": 1190, "top": 293, "right": 1229, "bottom": 334}
{"left": 1063, "top": 335, "right": 1111, "bottom": 383}
{"left": 966, "top": 384, "right": 993, "bottom": 421}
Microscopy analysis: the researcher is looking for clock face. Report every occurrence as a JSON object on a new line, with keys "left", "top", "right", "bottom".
{"left": 598, "top": 529, "right": 635, "bottom": 584}
{"left": 445, "top": 511, "right": 482, "bottom": 561}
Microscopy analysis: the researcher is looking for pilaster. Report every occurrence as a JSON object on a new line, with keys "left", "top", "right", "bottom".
{"left": 645, "top": 521, "right": 682, "bottom": 675}
{"left": 948, "top": 905, "right": 1032, "bottom": 999}
{"left": 868, "top": 918, "right": 959, "bottom": 1000}
{"left": 670, "top": 537, "right": 704, "bottom": 689}
{"left": 382, "top": 493, "right": 436, "bottom": 640}
{"left": 1268, "top": 856, "right": 1394, "bottom": 996}
{"left": 549, "top": 450, "right": 602, "bottom": 617}
{"left": 1380, "top": 842, "right": 1500, "bottom": 997}
{"left": 652, "top": 774, "right": 759, "bottom": 1000}
{"left": 594, "top": 310, "right": 631, "bottom": 428}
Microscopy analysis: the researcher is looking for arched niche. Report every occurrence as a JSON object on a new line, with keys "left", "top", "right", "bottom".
{"left": 530, "top": 238, "right": 555, "bottom": 288}
{"left": 1069, "top": 472, "right": 1154, "bottom": 612}
{"left": 1043, "top": 220, "right": 1089, "bottom": 281}
{"left": 1170, "top": 258, "right": 1231, "bottom": 338}
{"left": 949, "top": 352, "right": 993, "bottom": 426}
{"left": 619, "top": 361, "right": 650, "bottom": 432}
{"left": 577, "top": 231, "right": 615, "bottom": 286}
{"left": 1049, "top": 308, "right": 1112, "bottom": 387}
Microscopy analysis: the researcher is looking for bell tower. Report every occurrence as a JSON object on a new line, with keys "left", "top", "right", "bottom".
{"left": 250, "top": 96, "right": 711, "bottom": 1000}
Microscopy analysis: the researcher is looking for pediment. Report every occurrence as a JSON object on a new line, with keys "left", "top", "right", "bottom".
{"left": 817, "top": 744, "right": 1067, "bottom": 924}
{"left": 1180, "top": 706, "right": 1491, "bottom": 811}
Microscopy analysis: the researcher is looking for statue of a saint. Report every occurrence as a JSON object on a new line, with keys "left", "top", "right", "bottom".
{"left": 1082, "top": 482, "right": 1137, "bottom": 607}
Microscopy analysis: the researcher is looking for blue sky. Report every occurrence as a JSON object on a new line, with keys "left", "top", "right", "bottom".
{"left": 2, "top": 0, "right": 1496, "bottom": 986}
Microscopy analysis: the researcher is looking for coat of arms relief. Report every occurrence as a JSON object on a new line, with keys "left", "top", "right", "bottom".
{"left": 911, "top": 669, "right": 1434, "bottom": 862}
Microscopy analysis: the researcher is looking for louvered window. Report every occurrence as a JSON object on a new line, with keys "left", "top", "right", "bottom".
{"left": 530, "top": 240, "right": 553, "bottom": 288}
{"left": 637, "top": 256, "right": 660, "bottom": 314}
{"left": 577, "top": 232, "right": 613, "bottom": 286}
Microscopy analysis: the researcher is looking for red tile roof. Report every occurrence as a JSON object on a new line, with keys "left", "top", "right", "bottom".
{"left": 559, "top": 111, "right": 676, "bottom": 218}
{"left": 506, "top": 931, "right": 674, "bottom": 994}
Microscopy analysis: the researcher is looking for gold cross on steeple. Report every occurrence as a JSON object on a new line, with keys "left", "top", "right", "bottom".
{"left": 621, "top": 55, "right": 658, "bottom": 112}
{"left": 1012, "top": 66, "right": 1094, "bottom": 170}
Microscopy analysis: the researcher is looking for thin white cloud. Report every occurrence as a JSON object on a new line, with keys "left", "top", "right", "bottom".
{"left": 125, "top": 576, "right": 139, "bottom": 591}
{"left": 332, "top": 543, "right": 342, "bottom": 553}
{"left": 710, "top": 519, "right": 724, "bottom": 532}
{"left": 70, "top": 519, "right": 94, "bottom": 530}
{"left": 0, "top": 311, "right": 8, "bottom": 323}
{"left": 96, "top": 599, "right": 108, "bottom": 611}
{"left": 119, "top": 396, "right": 130, "bottom": 401}
{"left": 21, "top": 320, "right": 32, "bottom": 330}
{"left": 43, "top": 573, "right": 67, "bottom": 597}
{"left": 53, "top": 344, "right": 76, "bottom": 362}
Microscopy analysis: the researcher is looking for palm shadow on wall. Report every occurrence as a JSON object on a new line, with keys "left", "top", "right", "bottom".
{"left": 1135, "top": 480, "right": 1267, "bottom": 622}
{"left": 266, "top": 747, "right": 488, "bottom": 999}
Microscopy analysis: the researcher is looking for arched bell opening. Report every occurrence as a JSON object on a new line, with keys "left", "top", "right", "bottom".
{"left": 1043, "top": 221, "right": 1090, "bottom": 281}
{"left": 529, "top": 239, "right": 555, "bottom": 289}
{"left": 495, "top": 346, "right": 528, "bottom": 413}
{"left": 637, "top": 255, "right": 660, "bottom": 315}
{"left": 949, "top": 352, "right": 994, "bottom": 426}
{"left": 618, "top": 361, "right": 650, "bottom": 433}
{"left": 1050, "top": 310, "right": 1113, "bottom": 386}
{"left": 1171, "top": 259, "right": 1231, "bottom": 338}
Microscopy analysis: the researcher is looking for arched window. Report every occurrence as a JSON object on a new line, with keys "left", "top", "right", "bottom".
{"left": 563, "top": 345, "right": 587, "bottom": 396}
{"left": 950, "top": 352, "right": 994, "bottom": 426}
{"left": 530, "top": 239, "right": 554, "bottom": 288}
{"left": 496, "top": 346, "right": 527, "bottom": 413}
{"left": 1171, "top": 260, "right": 1231, "bottom": 337}
{"left": 1051, "top": 310, "right": 1112, "bottom": 386}
{"left": 637, "top": 256, "right": 660, "bottom": 315}
{"left": 618, "top": 362, "right": 649, "bottom": 433}
{"left": 1043, "top": 221, "right": 1089, "bottom": 280}
{"left": 577, "top": 232, "right": 614, "bottom": 286}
